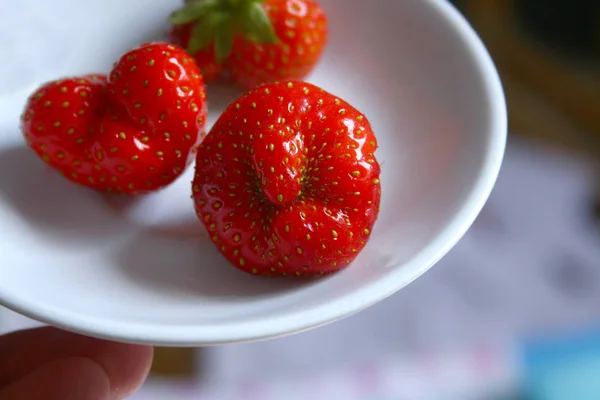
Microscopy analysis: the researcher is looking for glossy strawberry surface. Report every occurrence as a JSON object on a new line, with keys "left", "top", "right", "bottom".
{"left": 168, "top": 24, "right": 223, "bottom": 82}
{"left": 192, "top": 81, "right": 381, "bottom": 276}
{"left": 21, "top": 42, "right": 207, "bottom": 195}
{"left": 168, "top": 0, "right": 328, "bottom": 89}
{"left": 226, "top": 0, "right": 328, "bottom": 88}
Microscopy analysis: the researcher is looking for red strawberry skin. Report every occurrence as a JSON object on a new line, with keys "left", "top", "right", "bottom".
{"left": 168, "top": 24, "right": 222, "bottom": 82}
{"left": 168, "top": 0, "right": 328, "bottom": 89}
{"left": 227, "top": 0, "right": 328, "bottom": 88}
{"left": 192, "top": 81, "right": 381, "bottom": 276}
{"left": 21, "top": 42, "right": 207, "bottom": 195}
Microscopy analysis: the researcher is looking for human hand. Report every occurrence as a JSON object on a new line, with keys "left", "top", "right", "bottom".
{"left": 0, "top": 326, "right": 153, "bottom": 400}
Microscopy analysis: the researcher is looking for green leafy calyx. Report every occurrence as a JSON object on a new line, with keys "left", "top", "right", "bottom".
{"left": 168, "top": 0, "right": 279, "bottom": 63}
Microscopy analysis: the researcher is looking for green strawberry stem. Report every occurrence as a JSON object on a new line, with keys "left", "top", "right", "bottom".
{"left": 169, "top": 0, "right": 279, "bottom": 62}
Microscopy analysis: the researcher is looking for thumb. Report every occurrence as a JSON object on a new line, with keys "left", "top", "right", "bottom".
{"left": 0, "top": 357, "right": 110, "bottom": 400}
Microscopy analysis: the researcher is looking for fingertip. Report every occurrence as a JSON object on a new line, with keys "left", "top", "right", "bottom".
{"left": 0, "top": 357, "right": 110, "bottom": 400}
{"left": 0, "top": 327, "right": 153, "bottom": 400}
{"left": 91, "top": 341, "right": 154, "bottom": 400}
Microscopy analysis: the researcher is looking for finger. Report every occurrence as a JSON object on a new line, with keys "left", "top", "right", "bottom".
{"left": 0, "top": 327, "right": 153, "bottom": 399}
{"left": 0, "top": 357, "right": 109, "bottom": 400}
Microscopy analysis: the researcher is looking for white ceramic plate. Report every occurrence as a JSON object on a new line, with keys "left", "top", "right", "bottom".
{"left": 0, "top": 0, "right": 506, "bottom": 346}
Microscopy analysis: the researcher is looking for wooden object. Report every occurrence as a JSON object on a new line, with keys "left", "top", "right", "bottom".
{"left": 150, "top": 347, "right": 199, "bottom": 378}
{"left": 460, "top": 0, "right": 600, "bottom": 158}
{"left": 459, "top": 0, "right": 600, "bottom": 218}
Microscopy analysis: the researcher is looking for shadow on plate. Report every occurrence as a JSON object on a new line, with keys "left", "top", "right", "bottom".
{"left": 99, "top": 191, "right": 207, "bottom": 239}
{"left": 0, "top": 145, "right": 126, "bottom": 246}
{"left": 205, "top": 79, "right": 245, "bottom": 115}
{"left": 113, "top": 230, "right": 314, "bottom": 299}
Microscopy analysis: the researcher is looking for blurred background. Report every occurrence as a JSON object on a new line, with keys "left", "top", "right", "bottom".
{"left": 1, "top": 0, "right": 600, "bottom": 399}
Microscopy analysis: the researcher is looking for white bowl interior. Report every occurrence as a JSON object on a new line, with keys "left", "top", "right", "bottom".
{"left": 0, "top": 0, "right": 505, "bottom": 345}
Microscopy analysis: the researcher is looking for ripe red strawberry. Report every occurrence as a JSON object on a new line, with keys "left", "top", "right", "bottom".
{"left": 168, "top": 0, "right": 328, "bottom": 89}
{"left": 192, "top": 81, "right": 381, "bottom": 276}
{"left": 21, "top": 42, "right": 207, "bottom": 195}
{"left": 168, "top": 23, "right": 223, "bottom": 82}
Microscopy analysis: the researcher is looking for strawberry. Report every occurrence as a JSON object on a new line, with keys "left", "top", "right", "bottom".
{"left": 168, "top": 23, "right": 223, "bottom": 82}
{"left": 192, "top": 81, "right": 381, "bottom": 276}
{"left": 168, "top": 0, "right": 328, "bottom": 89}
{"left": 20, "top": 42, "right": 207, "bottom": 195}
